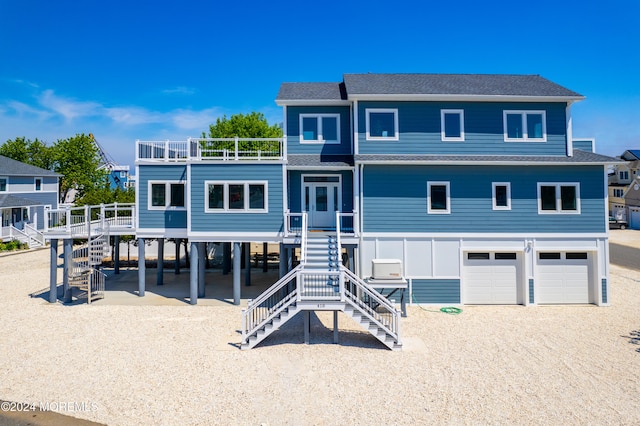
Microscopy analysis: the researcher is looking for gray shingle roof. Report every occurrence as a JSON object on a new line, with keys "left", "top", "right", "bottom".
{"left": 287, "top": 154, "right": 354, "bottom": 168}
{"left": 0, "top": 194, "right": 43, "bottom": 208}
{"left": 343, "top": 73, "right": 583, "bottom": 98}
{"left": 354, "top": 150, "right": 620, "bottom": 164}
{"left": 277, "top": 82, "right": 347, "bottom": 101}
{"left": 276, "top": 73, "right": 584, "bottom": 101}
{"left": 0, "top": 155, "right": 60, "bottom": 176}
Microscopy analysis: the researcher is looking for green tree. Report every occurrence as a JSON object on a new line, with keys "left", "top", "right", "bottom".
{"left": 0, "top": 137, "right": 56, "bottom": 170}
{"left": 202, "top": 112, "right": 282, "bottom": 138}
{"left": 54, "top": 133, "right": 103, "bottom": 203}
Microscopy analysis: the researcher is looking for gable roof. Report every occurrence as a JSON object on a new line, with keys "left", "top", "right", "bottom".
{"left": 0, "top": 194, "right": 44, "bottom": 208}
{"left": 343, "top": 73, "right": 583, "bottom": 98}
{"left": 276, "top": 73, "right": 584, "bottom": 104}
{"left": 0, "top": 155, "right": 60, "bottom": 177}
{"left": 621, "top": 150, "right": 640, "bottom": 161}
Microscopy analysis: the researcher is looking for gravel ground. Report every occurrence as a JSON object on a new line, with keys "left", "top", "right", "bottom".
{"left": 0, "top": 247, "right": 639, "bottom": 425}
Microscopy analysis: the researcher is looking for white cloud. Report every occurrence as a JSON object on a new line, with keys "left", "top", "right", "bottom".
{"left": 161, "top": 86, "right": 196, "bottom": 95}
{"left": 38, "top": 89, "right": 102, "bottom": 120}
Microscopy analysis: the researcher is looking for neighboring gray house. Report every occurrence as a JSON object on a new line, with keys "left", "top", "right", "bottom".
{"left": 608, "top": 149, "right": 640, "bottom": 229}
{"left": 0, "top": 155, "right": 60, "bottom": 244}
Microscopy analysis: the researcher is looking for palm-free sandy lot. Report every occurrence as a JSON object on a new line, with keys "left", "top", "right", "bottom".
{"left": 0, "top": 232, "right": 639, "bottom": 425}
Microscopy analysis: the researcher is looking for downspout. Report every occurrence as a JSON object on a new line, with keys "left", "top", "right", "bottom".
{"left": 566, "top": 102, "right": 574, "bottom": 157}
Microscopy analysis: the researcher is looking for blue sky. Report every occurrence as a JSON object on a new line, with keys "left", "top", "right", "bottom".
{"left": 1, "top": 0, "right": 639, "bottom": 168}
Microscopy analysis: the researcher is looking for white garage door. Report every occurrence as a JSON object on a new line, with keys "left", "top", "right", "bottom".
{"left": 630, "top": 208, "right": 640, "bottom": 229}
{"left": 464, "top": 252, "right": 521, "bottom": 304}
{"left": 537, "top": 252, "right": 591, "bottom": 304}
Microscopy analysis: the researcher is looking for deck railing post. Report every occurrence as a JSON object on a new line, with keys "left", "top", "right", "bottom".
{"left": 235, "top": 136, "right": 239, "bottom": 160}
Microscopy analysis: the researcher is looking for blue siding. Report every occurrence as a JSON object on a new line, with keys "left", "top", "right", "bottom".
{"left": 287, "top": 170, "right": 354, "bottom": 213}
{"left": 190, "top": 164, "right": 284, "bottom": 233}
{"left": 601, "top": 278, "right": 607, "bottom": 304}
{"left": 137, "top": 165, "right": 188, "bottom": 229}
{"left": 362, "top": 165, "right": 606, "bottom": 233}
{"left": 412, "top": 279, "right": 461, "bottom": 304}
{"left": 286, "top": 106, "right": 352, "bottom": 155}
{"left": 357, "top": 101, "right": 568, "bottom": 156}
{"left": 529, "top": 278, "right": 535, "bottom": 304}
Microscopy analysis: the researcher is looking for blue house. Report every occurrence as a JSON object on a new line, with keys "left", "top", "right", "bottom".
{"left": 0, "top": 155, "right": 59, "bottom": 247}
{"left": 132, "top": 73, "right": 619, "bottom": 348}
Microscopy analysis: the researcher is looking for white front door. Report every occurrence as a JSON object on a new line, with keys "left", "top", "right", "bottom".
{"left": 304, "top": 178, "right": 341, "bottom": 230}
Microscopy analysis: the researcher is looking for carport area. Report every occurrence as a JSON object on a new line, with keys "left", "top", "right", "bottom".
{"left": 86, "top": 267, "right": 281, "bottom": 306}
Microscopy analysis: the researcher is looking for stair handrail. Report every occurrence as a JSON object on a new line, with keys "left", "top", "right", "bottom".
{"left": 340, "top": 266, "right": 401, "bottom": 344}
{"left": 242, "top": 264, "right": 303, "bottom": 342}
{"left": 335, "top": 210, "right": 342, "bottom": 259}
{"left": 23, "top": 223, "right": 45, "bottom": 246}
{"left": 8, "top": 225, "right": 41, "bottom": 248}
{"left": 300, "top": 212, "right": 308, "bottom": 265}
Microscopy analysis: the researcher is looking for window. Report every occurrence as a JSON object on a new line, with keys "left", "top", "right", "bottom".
{"left": 0, "top": 177, "right": 7, "bottom": 192}
{"left": 503, "top": 111, "right": 546, "bottom": 142}
{"left": 366, "top": 108, "right": 398, "bottom": 140}
{"left": 427, "top": 181, "right": 450, "bottom": 214}
{"left": 205, "top": 181, "right": 268, "bottom": 213}
{"left": 566, "top": 252, "right": 588, "bottom": 260}
{"left": 300, "top": 114, "right": 340, "bottom": 144}
{"left": 619, "top": 170, "right": 629, "bottom": 180}
{"left": 148, "top": 182, "right": 186, "bottom": 210}
{"left": 613, "top": 188, "right": 624, "bottom": 198}
{"left": 441, "top": 109, "right": 464, "bottom": 141}
{"left": 467, "top": 253, "right": 490, "bottom": 260}
{"left": 492, "top": 182, "right": 511, "bottom": 210}
{"left": 539, "top": 252, "right": 561, "bottom": 260}
{"left": 495, "top": 253, "right": 517, "bottom": 260}
{"left": 537, "top": 183, "right": 580, "bottom": 214}
{"left": 34, "top": 178, "right": 42, "bottom": 191}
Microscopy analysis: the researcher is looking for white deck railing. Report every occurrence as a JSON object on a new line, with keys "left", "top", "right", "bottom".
{"left": 45, "top": 203, "right": 135, "bottom": 237}
{"left": 136, "top": 137, "right": 284, "bottom": 162}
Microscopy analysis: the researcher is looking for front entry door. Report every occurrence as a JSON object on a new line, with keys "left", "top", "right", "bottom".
{"left": 304, "top": 179, "right": 341, "bottom": 230}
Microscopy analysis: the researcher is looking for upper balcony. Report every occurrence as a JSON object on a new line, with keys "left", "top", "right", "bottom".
{"left": 136, "top": 138, "right": 284, "bottom": 163}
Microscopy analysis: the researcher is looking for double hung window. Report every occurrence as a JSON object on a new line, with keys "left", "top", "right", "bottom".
{"left": 149, "top": 182, "right": 185, "bottom": 209}
{"left": 538, "top": 183, "right": 580, "bottom": 214}
{"left": 300, "top": 114, "right": 340, "bottom": 144}
{"left": 206, "top": 182, "right": 267, "bottom": 213}
{"left": 504, "top": 111, "right": 546, "bottom": 142}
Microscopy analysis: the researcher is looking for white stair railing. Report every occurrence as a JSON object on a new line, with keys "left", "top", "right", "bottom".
{"left": 300, "top": 212, "right": 308, "bottom": 265}
{"left": 341, "top": 266, "right": 401, "bottom": 345}
{"left": 23, "top": 223, "right": 45, "bottom": 246}
{"left": 242, "top": 265, "right": 303, "bottom": 343}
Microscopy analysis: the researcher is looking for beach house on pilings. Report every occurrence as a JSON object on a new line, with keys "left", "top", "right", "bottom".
{"left": 56, "top": 73, "right": 619, "bottom": 350}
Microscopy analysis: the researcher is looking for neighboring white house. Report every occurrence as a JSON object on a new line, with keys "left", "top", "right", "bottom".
{"left": 608, "top": 150, "right": 640, "bottom": 229}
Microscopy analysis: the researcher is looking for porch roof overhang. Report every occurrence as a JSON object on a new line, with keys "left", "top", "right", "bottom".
{"left": 354, "top": 150, "right": 622, "bottom": 166}
{"left": 0, "top": 194, "right": 44, "bottom": 209}
{"left": 286, "top": 154, "right": 354, "bottom": 170}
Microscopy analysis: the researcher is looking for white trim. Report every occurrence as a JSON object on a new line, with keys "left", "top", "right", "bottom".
{"left": 353, "top": 100, "right": 359, "bottom": 155}
{"left": 492, "top": 182, "right": 511, "bottom": 210}
{"left": 440, "top": 109, "right": 465, "bottom": 142}
{"left": 147, "top": 180, "right": 187, "bottom": 211}
{"left": 135, "top": 228, "right": 188, "bottom": 239}
{"left": 503, "top": 110, "right": 547, "bottom": 142}
{"left": 537, "top": 182, "right": 581, "bottom": 214}
{"left": 427, "top": 181, "right": 450, "bottom": 214}
{"left": 365, "top": 108, "right": 399, "bottom": 141}
{"left": 301, "top": 174, "right": 342, "bottom": 228}
{"left": 188, "top": 231, "right": 282, "bottom": 241}
{"left": 354, "top": 158, "right": 620, "bottom": 166}
{"left": 348, "top": 94, "right": 585, "bottom": 103}
{"left": 204, "top": 181, "right": 268, "bottom": 213}
{"left": 360, "top": 232, "right": 608, "bottom": 239}
{"left": 566, "top": 105, "right": 573, "bottom": 156}
{"left": 299, "top": 113, "right": 341, "bottom": 144}
{"left": 186, "top": 164, "right": 192, "bottom": 234}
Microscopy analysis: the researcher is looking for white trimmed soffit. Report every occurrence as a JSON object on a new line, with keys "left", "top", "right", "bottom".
{"left": 353, "top": 159, "right": 621, "bottom": 166}
{"left": 346, "top": 94, "right": 585, "bottom": 103}
{"left": 275, "top": 99, "right": 351, "bottom": 106}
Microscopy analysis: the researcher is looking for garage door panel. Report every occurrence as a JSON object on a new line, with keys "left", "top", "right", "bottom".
{"left": 537, "top": 253, "right": 590, "bottom": 304}
{"left": 464, "top": 253, "right": 521, "bottom": 305}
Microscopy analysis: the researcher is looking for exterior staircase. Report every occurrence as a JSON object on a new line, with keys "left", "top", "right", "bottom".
{"left": 68, "top": 229, "right": 109, "bottom": 304}
{"left": 241, "top": 213, "right": 402, "bottom": 350}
